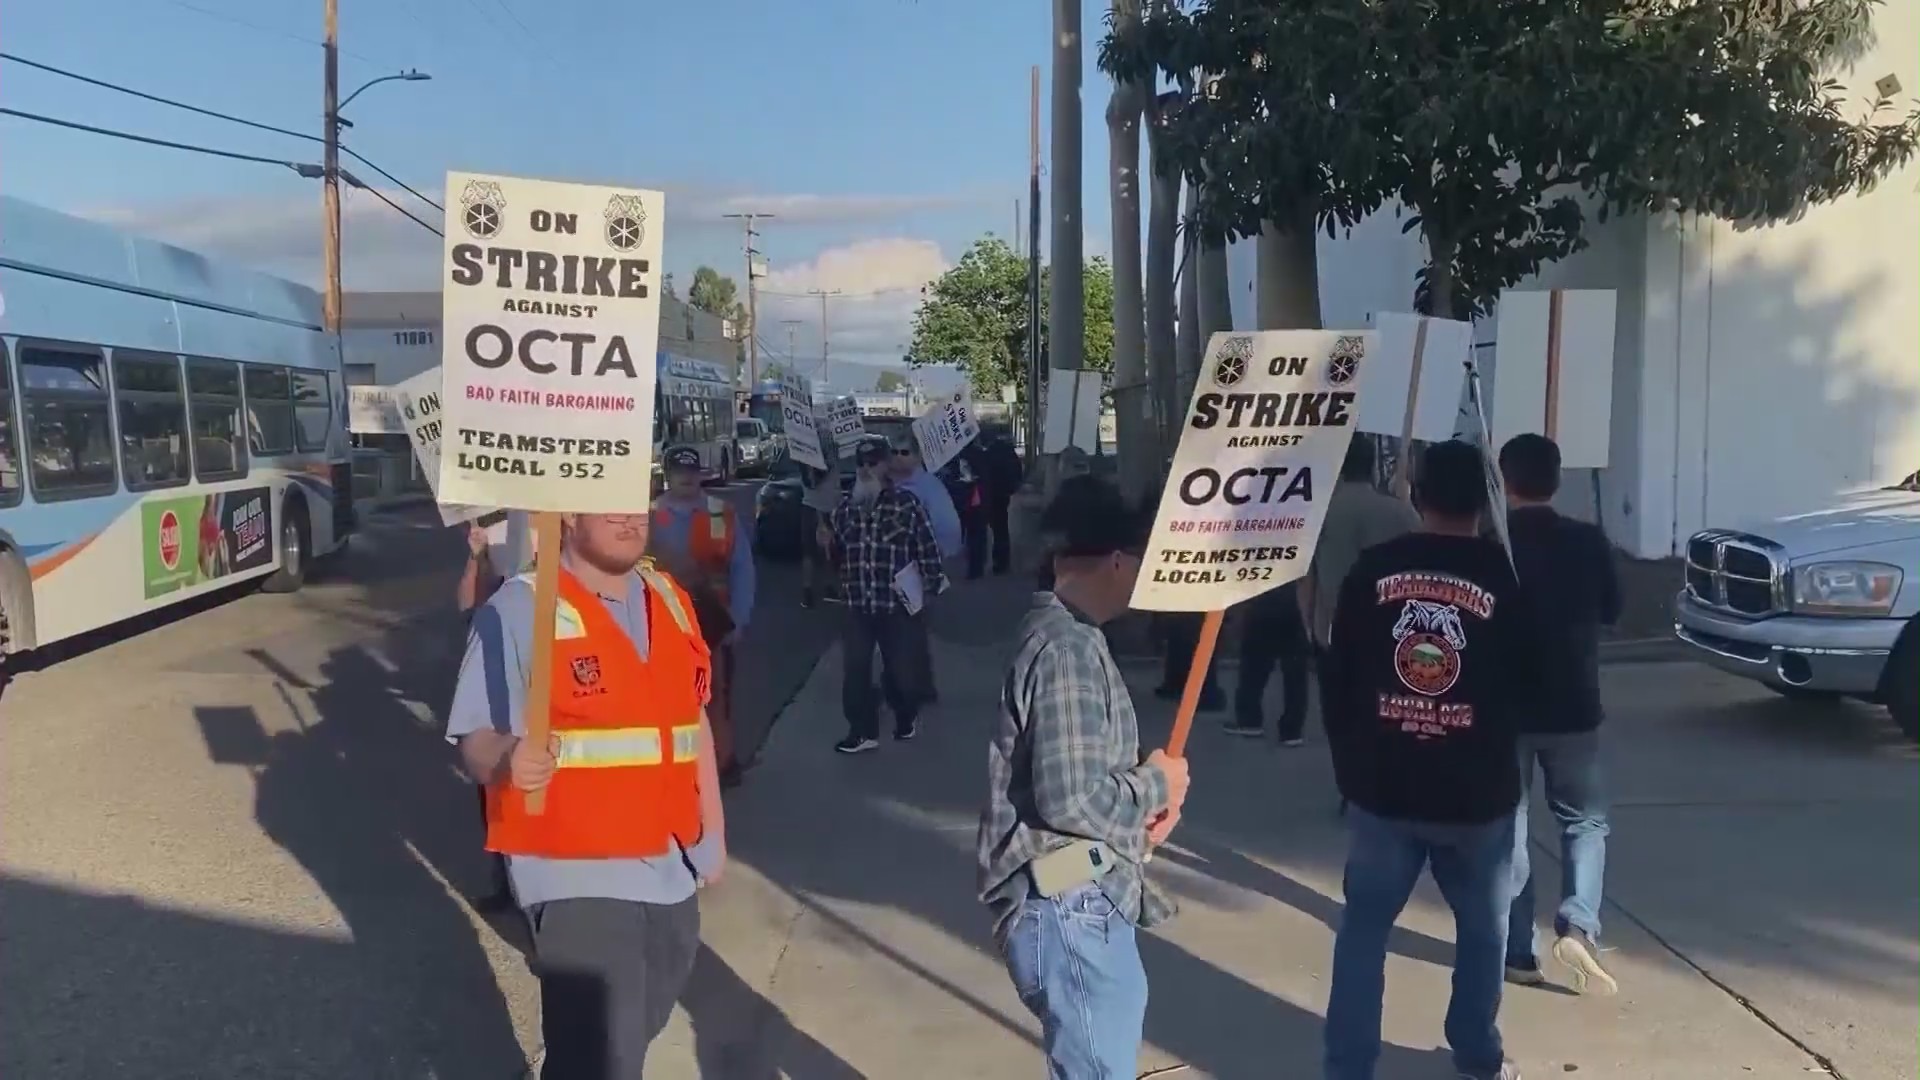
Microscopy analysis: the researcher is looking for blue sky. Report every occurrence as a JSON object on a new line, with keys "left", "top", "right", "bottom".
{"left": 3, "top": 0, "right": 1123, "bottom": 377}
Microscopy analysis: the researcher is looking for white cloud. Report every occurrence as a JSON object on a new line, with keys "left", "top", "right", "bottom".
{"left": 753, "top": 237, "right": 948, "bottom": 373}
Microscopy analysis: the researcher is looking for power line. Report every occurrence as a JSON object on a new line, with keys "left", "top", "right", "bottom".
{"left": 0, "top": 106, "right": 308, "bottom": 169}
{"left": 158, "top": 0, "right": 387, "bottom": 66}
{"left": 0, "top": 52, "right": 443, "bottom": 213}
{"left": 0, "top": 107, "right": 443, "bottom": 237}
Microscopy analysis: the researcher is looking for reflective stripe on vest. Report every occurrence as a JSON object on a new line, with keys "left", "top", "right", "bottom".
{"left": 706, "top": 496, "right": 729, "bottom": 541}
{"left": 555, "top": 722, "right": 702, "bottom": 768}
{"left": 511, "top": 563, "right": 698, "bottom": 640}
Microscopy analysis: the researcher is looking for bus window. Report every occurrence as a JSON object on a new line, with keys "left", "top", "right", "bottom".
{"left": 290, "top": 370, "right": 332, "bottom": 453}
{"left": 243, "top": 363, "right": 295, "bottom": 455}
{"left": 20, "top": 343, "right": 119, "bottom": 499}
{"left": 187, "top": 358, "right": 248, "bottom": 481}
{"left": 0, "top": 341, "right": 19, "bottom": 506}
{"left": 112, "top": 352, "right": 191, "bottom": 490}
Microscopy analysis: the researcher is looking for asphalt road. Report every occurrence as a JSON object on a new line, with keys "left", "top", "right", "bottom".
{"left": 0, "top": 484, "right": 833, "bottom": 1080}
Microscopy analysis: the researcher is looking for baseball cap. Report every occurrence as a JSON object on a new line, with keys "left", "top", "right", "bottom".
{"left": 1042, "top": 476, "right": 1151, "bottom": 557}
{"left": 663, "top": 445, "right": 702, "bottom": 472}
{"left": 852, "top": 434, "right": 891, "bottom": 467}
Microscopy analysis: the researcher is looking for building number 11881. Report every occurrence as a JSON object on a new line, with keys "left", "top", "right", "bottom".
{"left": 393, "top": 330, "right": 436, "bottom": 346}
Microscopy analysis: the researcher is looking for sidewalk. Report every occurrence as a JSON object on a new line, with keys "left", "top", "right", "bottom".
{"left": 638, "top": 577, "right": 1906, "bottom": 1079}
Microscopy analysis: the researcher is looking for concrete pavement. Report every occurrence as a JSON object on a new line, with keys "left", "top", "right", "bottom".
{"left": 654, "top": 573, "right": 1917, "bottom": 1079}
{"left": 2, "top": 512, "right": 1912, "bottom": 1079}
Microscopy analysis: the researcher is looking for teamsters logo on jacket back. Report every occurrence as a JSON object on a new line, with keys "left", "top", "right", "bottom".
{"left": 1374, "top": 571, "right": 1496, "bottom": 739}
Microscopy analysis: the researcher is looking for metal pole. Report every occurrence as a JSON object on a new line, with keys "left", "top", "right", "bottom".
{"left": 321, "top": 0, "right": 341, "bottom": 336}
{"left": 1025, "top": 65, "right": 1043, "bottom": 472}
{"left": 723, "top": 212, "right": 774, "bottom": 391}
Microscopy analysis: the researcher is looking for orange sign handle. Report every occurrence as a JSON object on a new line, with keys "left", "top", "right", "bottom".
{"left": 1163, "top": 609, "right": 1226, "bottom": 758}
{"left": 522, "top": 512, "right": 563, "bottom": 816}
{"left": 1543, "top": 290, "right": 1564, "bottom": 441}
{"left": 1391, "top": 316, "right": 1432, "bottom": 500}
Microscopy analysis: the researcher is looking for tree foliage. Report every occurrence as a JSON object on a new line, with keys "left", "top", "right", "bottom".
{"left": 1105, "top": 0, "right": 1918, "bottom": 320}
{"left": 905, "top": 236, "right": 1116, "bottom": 397}
{"left": 874, "top": 369, "right": 911, "bottom": 392}
{"left": 687, "top": 265, "right": 748, "bottom": 325}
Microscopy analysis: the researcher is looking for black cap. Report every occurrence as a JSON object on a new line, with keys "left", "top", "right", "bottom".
{"left": 663, "top": 445, "right": 702, "bottom": 471}
{"left": 853, "top": 434, "right": 891, "bottom": 467}
{"left": 1042, "top": 475, "right": 1151, "bottom": 557}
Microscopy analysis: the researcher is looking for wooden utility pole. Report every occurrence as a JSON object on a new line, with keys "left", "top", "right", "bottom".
{"left": 808, "top": 289, "right": 840, "bottom": 387}
{"left": 321, "top": 0, "right": 342, "bottom": 335}
{"left": 722, "top": 212, "right": 774, "bottom": 389}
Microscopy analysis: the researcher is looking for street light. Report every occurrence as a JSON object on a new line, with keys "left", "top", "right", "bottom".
{"left": 337, "top": 69, "right": 431, "bottom": 116}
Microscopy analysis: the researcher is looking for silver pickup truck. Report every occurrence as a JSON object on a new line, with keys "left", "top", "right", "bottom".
{"left": 1674, "top": 485, "right": 1920, "bottom": 740}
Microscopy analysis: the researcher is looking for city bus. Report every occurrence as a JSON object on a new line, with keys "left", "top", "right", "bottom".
{"left": 0, "top": 197, "right": 353, "bottom": 667}
{"left": 654, "top": 351, "right": 739, "bottom": 485}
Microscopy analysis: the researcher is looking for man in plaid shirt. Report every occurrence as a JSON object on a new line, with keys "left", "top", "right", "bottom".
{"left": 817, "top": 434, "right": 948, "bottom": 753}
{"left": 976, "top": 476, "right": 1190, "bottom": 1076}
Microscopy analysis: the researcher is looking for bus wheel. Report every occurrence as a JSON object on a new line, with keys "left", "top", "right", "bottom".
{"left": 263, "top": 502, "right": 310, "bottom": 594}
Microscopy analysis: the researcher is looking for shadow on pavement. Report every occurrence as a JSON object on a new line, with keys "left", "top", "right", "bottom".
{"left": 683, "top": 944, "right": 864, "bottom": 1078}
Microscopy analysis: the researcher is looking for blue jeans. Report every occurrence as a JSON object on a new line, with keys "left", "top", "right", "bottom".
{"left": 1325, "top": 807, "right": 1515, "bottom": 1080}
{"left": 1507, "top": 731, "right": 1608, "bottom": 965}
{"left": 1001, "top": 883, "right": 1149, "bottom": 1079}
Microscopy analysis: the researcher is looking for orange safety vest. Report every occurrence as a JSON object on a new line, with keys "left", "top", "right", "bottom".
{"left": 652, "top": 496, "right": 736, "bottom": 601}
{"left": 485, "top": 562, "right": 711, "bottom": 860}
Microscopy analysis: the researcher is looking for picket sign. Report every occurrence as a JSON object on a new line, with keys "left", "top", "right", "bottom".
{"left": 825, "top": 397, "right": 867, "bottom": 451}
{"left": 436, "top": 171, "right": 666, "bottom": 815}
{"left": 1354, "top": 312, "right": 1473, "bottom": 497}
{"left": 1133, "top": 330, "right": 1372, "bottom": 757}
{"left": 912, "top": 389, "right": 981, "bottom": 472}
{"left": 391, "top": 366, "right": 490, "bottom": 527}
{"left": 780, "top": 370, "right": 827, "bottom": 470}
{"left": 1491, "top": 289, "right": 1617, "bottom": 468}
{"left": 1042, "top": 369, "right": 1104, "bottom": 453}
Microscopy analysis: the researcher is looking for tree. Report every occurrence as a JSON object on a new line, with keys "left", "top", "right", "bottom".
{"left": 1108, "top": 0, "right": 1917, "bottom": 320}
{"left": 905, "top": 236, "right": 1115, "bottom": 397}
{"left": 874, "top": 369, "right": 910, "bottom": 392}
{"left": 662, "top": 272, "right": 679, "bottom": 302}
{"left": 687, "top": 266, "right": 748, "bottom": 325}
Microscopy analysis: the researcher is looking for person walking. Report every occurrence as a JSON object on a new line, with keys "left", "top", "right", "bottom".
{"left": 649, "top": 445, "right": 757, "bottom": 788}
{"left": 978, "top": 475, "right": 1190, "bottom": 1078}
{"left": 887, "top": 431, "right": 961, "bottom": 705}
{"left": 1498, "top": 433, "right": 1622, "bottom": 995}
{"left": 447, "top": 512, "right": 727, "bottom": 1079}
{"left": 818, "top": 434, "right": 948, "bottom": 752}
{"left": 1320, "top": 440, "right": 1534, "bottom": 1080}
{"left": 1227, "top": 581, "right": 1312, "bottom": 743}
{"left": 980, "top": 428, "right": 1025, "bottom": 575}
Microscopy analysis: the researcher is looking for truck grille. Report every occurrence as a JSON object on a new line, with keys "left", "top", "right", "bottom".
{"left": 1685, "top": 530, "right": 1786, "bottom": 617}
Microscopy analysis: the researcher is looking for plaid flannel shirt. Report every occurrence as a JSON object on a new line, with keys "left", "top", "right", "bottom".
{"left": 825, "top": 485, "right": 948, "bottom": 614}
{"left": 977, "top": 592, "right": 1175, "bottom": 945}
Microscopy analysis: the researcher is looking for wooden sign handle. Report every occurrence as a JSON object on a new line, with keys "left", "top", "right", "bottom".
{"left": 1391, "top": 316, "right": 1432, "bottom": 500}
{"left": 1163, "top": 609, "right": 1225, "bottom": 758}
{"left": 523, "top": 512, "right": 563, "bottom": 816}
{"left": 1543, "top": 290, "right": 1564, "bottom": 441}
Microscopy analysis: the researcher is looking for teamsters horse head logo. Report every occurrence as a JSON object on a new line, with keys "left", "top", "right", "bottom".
{"left": 460, "top": 180, "right": 506, "bottom": 240}
{"left": 1211, "top": 335, "right": 1255, "bottom": 388}
{"left": 604, "top": 194, "right": 648, "bottom": 253}
{"left": 1391, "top": 600, "right": 1467, "bottom": 696}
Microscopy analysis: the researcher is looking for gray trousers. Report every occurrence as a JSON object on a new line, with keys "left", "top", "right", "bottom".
{"left": 531, "top": 895, "right": 701, "bottom": 1080}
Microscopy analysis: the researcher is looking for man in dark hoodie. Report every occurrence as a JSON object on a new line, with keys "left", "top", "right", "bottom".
{"left": 1498, "top": 433, "right": 1622, "bottom": 996}
{"left": 1321, "top": 440, "right": 1531, "bottom": 1080}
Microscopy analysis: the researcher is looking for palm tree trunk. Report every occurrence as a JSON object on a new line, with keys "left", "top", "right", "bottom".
{"left": 1257, "top": 205, "right": 1323, "bottom": 329}
{"left": 1145, "top": 94, "right": 1182, "bottom": 475}
{"left": 1106, "top": 0, "right": 1151, "bottom": 502}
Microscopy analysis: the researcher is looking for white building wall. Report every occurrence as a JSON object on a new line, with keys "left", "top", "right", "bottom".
{"left": 1222, "top": 2, "right": 1919, "bottom": 559}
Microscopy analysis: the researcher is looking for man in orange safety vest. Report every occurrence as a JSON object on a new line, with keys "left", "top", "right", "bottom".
{"left": 648, "top": 444, "right": 756, "bottom": 787}
{"left": 447, "top": 512, "right": 727, "bottom": 1079}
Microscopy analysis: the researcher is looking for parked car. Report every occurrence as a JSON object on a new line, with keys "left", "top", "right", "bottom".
{"left": 1673, "top": 484, "right": 1920, "bottom": 739}
{"left": 733, "top": 417, "right": 776, "bottom": 478}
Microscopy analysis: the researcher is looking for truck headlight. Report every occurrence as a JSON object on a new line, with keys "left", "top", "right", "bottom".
{"left": 1790, "top": 561, "right": 1903, "bottom": 616}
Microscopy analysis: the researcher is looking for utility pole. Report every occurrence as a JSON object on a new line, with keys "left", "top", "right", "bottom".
{"left": 781, "top": 319, "right": 803, "bottom": 374}
{"left": 1025, "top": 64, "right": 1043, "bottom": 472}
{"left": 721, "top": 212, "right": 773, "bottom": 390}
{"left": 808, "top": 289, "right": 841, "bottom": 389}
{"left": 321, "top": 0, "right": 342, "bottom": 336}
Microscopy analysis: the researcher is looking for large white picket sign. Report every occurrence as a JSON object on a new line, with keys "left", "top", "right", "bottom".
{"left": 1492, "top": 289, "right": 1617, "bottom": 468}
{"left": 912, "top": 388, "right": 980, "bottom": 472}
{"left": 436, "top": 171, "right": 664, "bottom": 512}
{"left": 392, "top": 367, "right": 488, "bottom": 526}
{"left": 1131, "top": 331, "right": 1373, "bottom": 613}
{"left": 779, "top": 370, "right": 826, "bottom": 470}
{"left": 1358, "top": 313, "right": 1472, "bottom": 444}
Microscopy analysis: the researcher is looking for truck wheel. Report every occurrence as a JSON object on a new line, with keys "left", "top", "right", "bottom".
{"left": 262, "top": 501, "right": 311, "bottom": 594}
{"left": 1886, "top": 633, "right": 1919, "bottom": 742}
